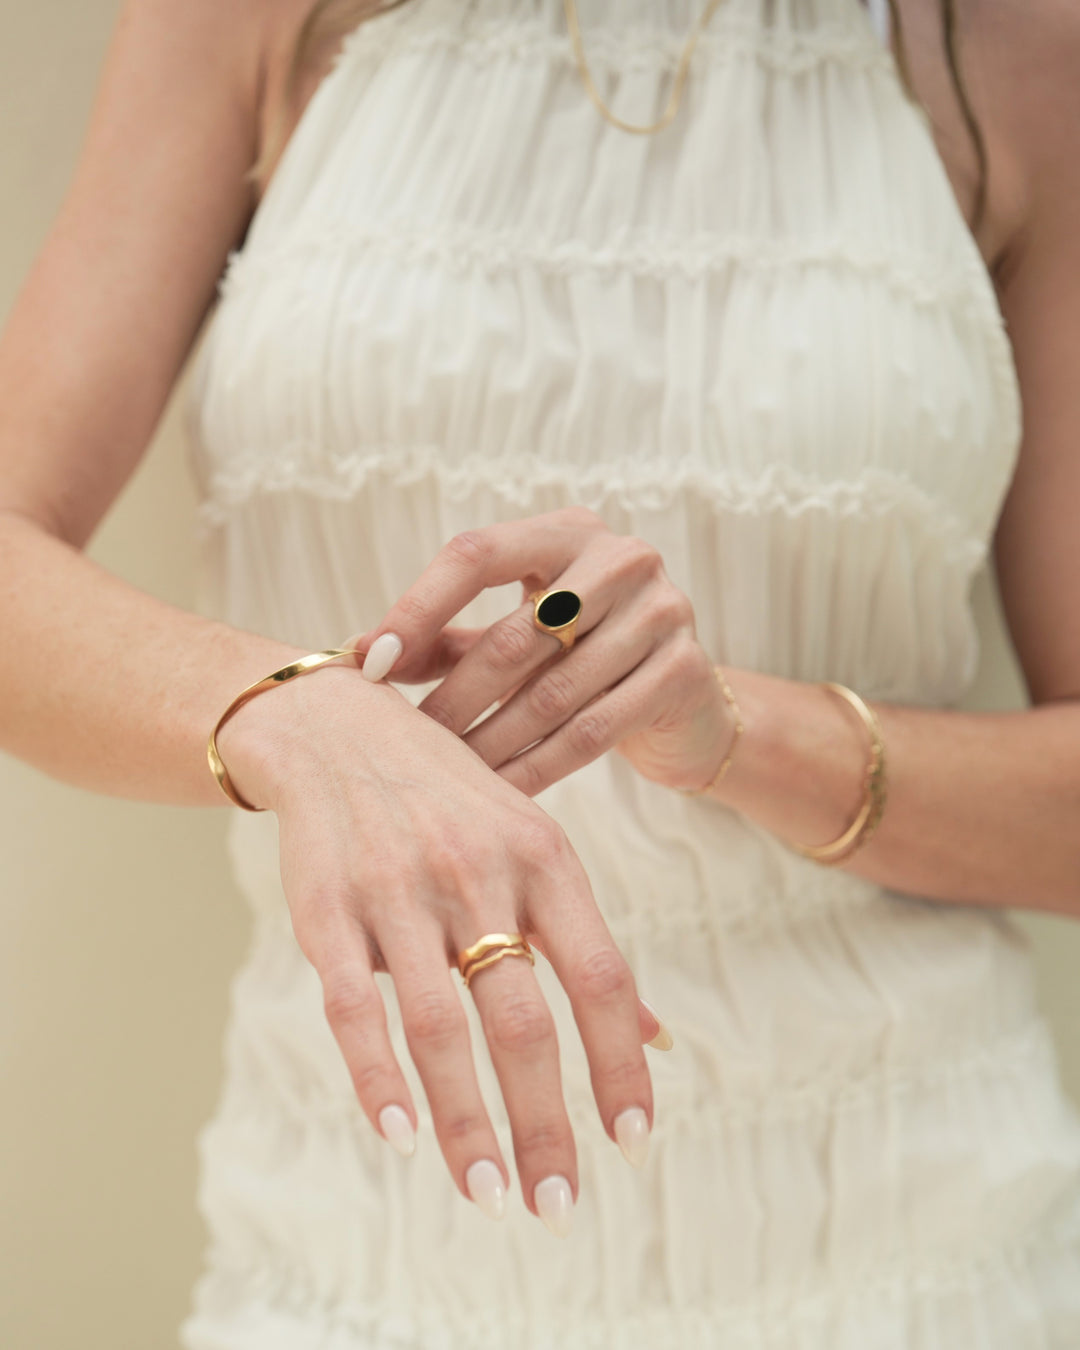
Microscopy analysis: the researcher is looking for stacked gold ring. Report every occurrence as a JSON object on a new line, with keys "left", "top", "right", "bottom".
{"left": 457, "top": 933, "right": 535, "bottom": 989}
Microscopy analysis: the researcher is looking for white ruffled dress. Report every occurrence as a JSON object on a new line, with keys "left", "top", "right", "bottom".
{"left": 179, "top": 0, "right": 1080, "bottom": 1344}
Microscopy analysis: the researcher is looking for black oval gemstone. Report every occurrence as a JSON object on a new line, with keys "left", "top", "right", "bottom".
{"left": 536, "top": 589, "right": 582, "bottom": 628}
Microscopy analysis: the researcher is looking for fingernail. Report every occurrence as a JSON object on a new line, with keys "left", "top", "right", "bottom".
{"left": 362, "top": 632, "right": 403, "bottom": 682}
{"left": 465, "top": 1159, "right": 507, "bottom": 1221}
{"left": 377, "top": 1104, "right": 416, "bottom": 1158}
{"left": 613, "top": 1107, "right": 650, "bottom": 1168}
{"left": 534, "top": 1174, "right": 574, "bottom": 1238}
{"left": 640, "top": 997, "right": 674, "bottom": 1052}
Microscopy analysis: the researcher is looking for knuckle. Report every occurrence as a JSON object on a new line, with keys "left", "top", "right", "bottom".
{"left": 615, "top": 535, "right": 662, "bottom": 579}
{"left": 666, "top": 635, "right": 706, "bottom": 685}
{"left": 322, "top": 974, "right": 381, "bottom": 1027}
{"left": 566, "top": 706, "right": 612, "bottom": 757}
{"left": 575, "top": 946, "right": 632, "bottom": 1002}
{"left": 406, "top": 992, "right": 464, "bottom": 1048}
{"left": 350, "top": 1057, "right": 393, "bottom": 1100}
{"left": 441, "top": 1110, "right": 490, "bottom": 1145}
{"left": 397, "top": 588, "right": 437, "bottom": 627}
{"left": 488, "top": 996, "right": 555, "bottom": 1054}
{"left": 445, "top": 529, "right": 492, "bottom": 571}
{"left": 514, "top": 815, "right": 566, "bottom": 867}
{"left": 517, "top": 1118, "right": 569, "bottom": 1155}
{"left": 647, "top": 586, "right": 694, "bottom": 629}
{"left": 563, "top": 504, "right": 604, "bottom": 531}
{"left": 485, "top": 616, "right": 535, "bottom": 670}
{"left": 526, "top": 667, "right": 578, "bottom": 721}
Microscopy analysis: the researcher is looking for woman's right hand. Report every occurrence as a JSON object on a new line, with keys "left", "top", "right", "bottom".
{"left": 215, "top": 659, "right": 661, "bottom": 1235}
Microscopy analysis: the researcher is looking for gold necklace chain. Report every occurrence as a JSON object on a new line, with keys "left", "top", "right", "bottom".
{"left": 562, "top": 0, "right": 728, "bottom": 135}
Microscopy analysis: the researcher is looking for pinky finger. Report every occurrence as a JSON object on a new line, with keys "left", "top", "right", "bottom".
{"left": 308, "top": 913, "right": 420, "bottom": 1158}
{"left": 528, "top": 932, "right": 670, "bottom": 1050}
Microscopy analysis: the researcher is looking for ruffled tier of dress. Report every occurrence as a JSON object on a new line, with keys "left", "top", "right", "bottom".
{"left": 179, "top": 806, "right": 1080, "bottom": 1350}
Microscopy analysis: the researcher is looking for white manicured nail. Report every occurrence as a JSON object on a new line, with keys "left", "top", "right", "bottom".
{"left": 613, "top": 1107, "right": 650, "bottom": 1168}
{"left": 361, "top": 632, "right": 403, "bottom": 682}
{"left": 465, "top": 1159, "right": 507, "bottom": 1221}
{"left": 640, "top": 997, "right": 674, "bottom": 1051}
{"left": 378, "top": 1104, "right": 416, "bottom": 1158}
{"left": 534, "top": 1174, "right": 574, "bottom": 1237}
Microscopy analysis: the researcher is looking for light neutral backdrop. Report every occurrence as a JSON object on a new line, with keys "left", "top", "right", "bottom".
{"left": 2, "top": 4, "right": 1078, "bottom": 1348}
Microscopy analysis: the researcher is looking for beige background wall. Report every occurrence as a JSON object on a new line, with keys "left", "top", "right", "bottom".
{"left": 1, "top": 4, "right": 1078, "bottom": 1348}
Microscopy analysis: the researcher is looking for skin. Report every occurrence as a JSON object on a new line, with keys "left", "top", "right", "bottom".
{"left": 0, "top": 0, "right": 1076, "bottom": 1231}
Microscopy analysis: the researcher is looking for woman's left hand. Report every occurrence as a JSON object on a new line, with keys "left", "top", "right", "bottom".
{"left": 345, "top": 507, "right": 738, "bottom": 797}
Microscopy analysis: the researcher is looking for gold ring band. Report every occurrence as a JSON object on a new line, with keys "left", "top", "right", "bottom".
{"left": 457, "top": 932, "right": 535, "bottom": 988}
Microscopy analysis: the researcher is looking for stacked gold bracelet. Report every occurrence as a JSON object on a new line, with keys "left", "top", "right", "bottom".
{"left": 681, "top": 667, "right": 887, "bottom": 867}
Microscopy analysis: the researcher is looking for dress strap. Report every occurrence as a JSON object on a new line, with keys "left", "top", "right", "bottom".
{"left": 866, "top": 0, "right": 891, "bottom": 48}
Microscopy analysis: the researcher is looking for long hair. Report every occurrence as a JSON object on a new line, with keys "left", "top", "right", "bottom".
{"left": 253, "top": 0, "right": 988, "bottom": 234}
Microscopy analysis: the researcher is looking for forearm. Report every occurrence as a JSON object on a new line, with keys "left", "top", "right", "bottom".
{"left": 708, "top": 667, "right": 1080, "bottom": 919}
{"left": 0, "top": 508, "right": 318, "bottom": 805}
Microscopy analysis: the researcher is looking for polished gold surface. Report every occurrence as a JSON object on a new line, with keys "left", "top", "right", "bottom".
{"left": 457, "top": 932, "right": 535, "bottom": 987}
{"left": 207, "top": 649, "right": 360, "bottom": 811}
{"left": 792, "top": 682, "right": 888, "bottom": 865}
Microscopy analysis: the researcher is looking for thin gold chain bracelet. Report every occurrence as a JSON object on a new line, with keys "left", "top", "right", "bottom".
{"left": 680, "top": 665, "right": 745, "bottom": 796}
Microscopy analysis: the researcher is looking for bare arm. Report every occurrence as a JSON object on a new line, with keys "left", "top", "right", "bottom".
{"left": 347, "top": 0, "right": 1080, "bottom": 923}
{"left": 0, "top": 0, "right": 324, "bottom": 804}
{"left": 699, "top": 3, "right": 1080, "bottom": 919}
{"left": 0, "top": 0, "right": 663, "bottom": 1217}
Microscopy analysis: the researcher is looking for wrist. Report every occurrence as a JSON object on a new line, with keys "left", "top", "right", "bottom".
{"left": 700, "top": 669, "right": 869, "bottom": 845}
{"left": 212, "top": 652, "right": 391, "bottom": 812}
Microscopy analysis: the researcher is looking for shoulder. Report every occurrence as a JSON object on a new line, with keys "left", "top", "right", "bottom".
{"left": 896, "top": 0, "right": 1080, "bottom": 269}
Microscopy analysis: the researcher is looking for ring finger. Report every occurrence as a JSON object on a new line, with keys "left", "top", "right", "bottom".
{"left": 374, "top": 905, "right": 513, "bottom": 1221}
{"left": 462, "top": 608, "right": 658, "bottom": 769}
{"left": 416, "top": 569, "right": 617, "bottom": 737}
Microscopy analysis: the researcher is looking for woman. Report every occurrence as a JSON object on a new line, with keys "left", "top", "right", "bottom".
{"left": 2, "top": 0, "right": 1079, "bottom": 1343}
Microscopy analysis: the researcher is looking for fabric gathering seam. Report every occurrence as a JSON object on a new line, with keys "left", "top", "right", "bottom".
{"left": 180, "top": 1194, "right": 1080, "bottom": 1347}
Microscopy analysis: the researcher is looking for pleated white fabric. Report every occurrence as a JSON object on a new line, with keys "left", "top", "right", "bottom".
{"left": 179, "top": 0, "right": 1080, "bottom": 1345}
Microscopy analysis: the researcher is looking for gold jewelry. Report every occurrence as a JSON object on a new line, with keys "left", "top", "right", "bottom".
{"left": 529, "top": 588, "right": 583, "bottom": 653}
{"left": 791, "top": 682, "right": 887, "bottom": 865}
{"left": 207, "top": 648, "right": 361, "bottom": 812}
{"left": 562, "top": 0, "right": 727, "bottom": 135}
{"left": 457, "top": 933, "right": 535, "bottom": 989}
{"left": 680, "top": 665, "right": 744, "bottom": 795}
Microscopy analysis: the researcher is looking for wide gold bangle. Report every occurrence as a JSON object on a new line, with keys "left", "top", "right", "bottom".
{"left": 207, "top": 648, "right": 360, "bottom": 812}
{"left": 791, "top": 682, "right": 887, "bottom": 865}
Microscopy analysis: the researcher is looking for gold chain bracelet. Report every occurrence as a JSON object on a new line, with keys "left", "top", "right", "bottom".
{"left": 207, "top": 649, "right": 360, "bottom": 812}
{"left": 680, "top": 665, "right": 744, "bottom": 796}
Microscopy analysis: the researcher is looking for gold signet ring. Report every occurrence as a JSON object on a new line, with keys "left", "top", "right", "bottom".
{"left": 529, "top": 588, "right": 583, "bottom": 653}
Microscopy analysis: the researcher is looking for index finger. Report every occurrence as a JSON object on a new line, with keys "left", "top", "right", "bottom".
{"left": 355, "top": 510, "right": 602, "bottom": 677}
